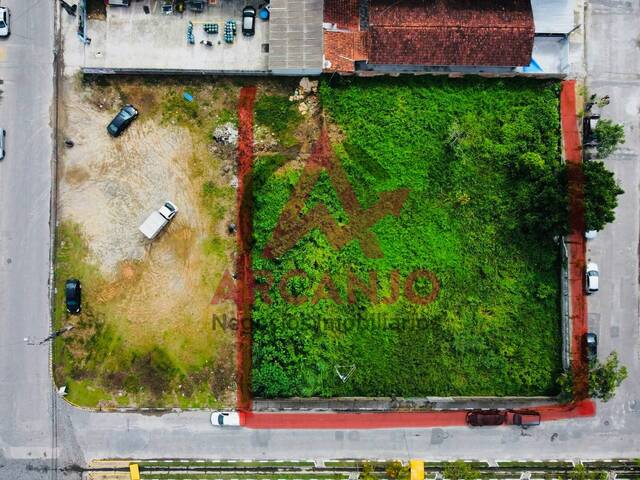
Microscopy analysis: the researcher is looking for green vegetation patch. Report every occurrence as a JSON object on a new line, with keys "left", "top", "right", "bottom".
{"left": 251, "top": 77, "right": 564, "bottom": 398}
{"left": 255, "top": 94, "right": 302, "bottom": 145}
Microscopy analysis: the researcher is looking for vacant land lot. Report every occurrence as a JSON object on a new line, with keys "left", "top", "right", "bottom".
{"left": 251, "top": 77, "right": 564, "bottom": 398}
{"left": 53, "top": 76, "right": 307, "bottom": 407}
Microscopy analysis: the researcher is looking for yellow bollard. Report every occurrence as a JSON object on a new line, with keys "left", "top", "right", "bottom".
{"left": 410, "top": 459, "right": 424, "bottom": 480}
{"left": 129, "top": 463, "right": 140, "bottom": 480}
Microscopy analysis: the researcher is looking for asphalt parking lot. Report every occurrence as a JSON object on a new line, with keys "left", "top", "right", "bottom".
{"left": 68, "top": 0, "right": 269, "bottom": 72}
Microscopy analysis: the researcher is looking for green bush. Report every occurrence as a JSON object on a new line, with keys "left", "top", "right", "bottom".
{"left": 255, "top": 94, "right": 301, "bottom": 136}
{"left": 583, "top": 160, "right": 624, "bottom": 232}
{"left": 594, "top": 119, "right": 625, "bottom": 159}
{"left": 251, "top": 77, "right": 564, "bottom": 398}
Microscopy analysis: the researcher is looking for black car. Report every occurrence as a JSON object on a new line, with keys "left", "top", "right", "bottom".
{"left": 242, "top": 6, "right": 256, "bottom": 36}
{"left": 65, "top": 279, "right": 82, "bottom": 314}
{"left": 107, "top": 104, "right": 138, "bottom": 137}
{"left": 585, "top": 332, "right": 598, "bottom": 362}
{"left": 466, "top": 410, "right": 505, "bottom": 427}
{"left": 189, "top": 0, "right": 205, "bottom": 11}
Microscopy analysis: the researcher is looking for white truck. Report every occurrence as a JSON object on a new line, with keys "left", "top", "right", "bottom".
{"left": 139, "top": 201, "right": 178, "bottom": 240}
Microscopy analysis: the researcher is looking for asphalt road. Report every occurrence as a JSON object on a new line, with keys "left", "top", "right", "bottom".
{"left": 0, "top": 0, "right": 56, "bottom": 477}
{"left": 1, "top": 0, "right": 640, "bottom": 477}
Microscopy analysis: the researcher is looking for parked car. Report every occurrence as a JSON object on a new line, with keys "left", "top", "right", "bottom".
{"left": 466, "top": 410, "right": 505, "bottom": 427}
{"left": 507, "top": 410, "right": 541, "bottom": 429}
{"left": 242, "top": 6, "right": 256, "bottom": 36}
{"left": 0, "top": 128, "right": 5, "bottom": 160}
{"left": 189, "top": 0, "right": 205, "bottom": 12}
{"left": 585, "top": 230, "right": 598, "bottom": 240}
{"left": 107, "top": 104, "right": 138, "bottom": 137}
{"left": 64, "top": 279, "right": 82, "bottom": 314}
{"left": 0, "top": 7, "right": 10, "bottom": 37}
{"left": 585, "top": 262, "right": 599, "bottom": 294}
{"left": 210, "top": 411, "right": 243, "bottom": 426}
{"left": 139, "top": 201, "right": 178, "bottom": 240}
{"left": 585, "top": 332, "right": 598, "bottom": 362}
{"left": 107, "top": 0, "right": 130, "bottom": 6}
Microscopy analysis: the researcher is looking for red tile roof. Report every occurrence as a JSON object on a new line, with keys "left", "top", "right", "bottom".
{"left": 324, "top": 0, "right": 360, "bottom": 30}
{"left": 324, "top": 31, "right": 368, "bottom": 72}
{"left": 367, "top": 0, "right": 534, "bottom": 66}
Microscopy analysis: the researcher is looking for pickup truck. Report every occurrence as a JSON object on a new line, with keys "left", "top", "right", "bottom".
{"left": 139, "top": 201, "right": 178, "bottom": 240}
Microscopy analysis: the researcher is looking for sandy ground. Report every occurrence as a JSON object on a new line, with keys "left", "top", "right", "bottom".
{"left": 59, "top": 107, "right": 202, "bottom": 276}
{"left": 57, "top": 75, "right": 237, "bottom": 406}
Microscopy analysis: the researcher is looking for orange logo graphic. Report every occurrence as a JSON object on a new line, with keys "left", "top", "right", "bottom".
{"left": 263, "top": 130, "right": 409, "bottom": 259}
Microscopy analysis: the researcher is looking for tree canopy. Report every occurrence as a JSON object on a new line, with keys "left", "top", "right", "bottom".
{"left": 583, "top": 160, "right": 624, "bottom": 232}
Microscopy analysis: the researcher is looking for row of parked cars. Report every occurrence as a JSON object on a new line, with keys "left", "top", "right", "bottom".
{"left": 466, "top": 409, "right": 540, "bottom": 428}
{"left": 0, "top": 7, "right": 10, "bottom": 161}
{"left": 585, "top": 231, "right": 601, "bottom": 362}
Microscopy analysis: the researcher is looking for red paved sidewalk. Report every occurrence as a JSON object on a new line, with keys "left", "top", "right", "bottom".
{"left": 243, "top": 401, "right": 595, "bottom": 429}
{"left": 236, "top": 86, "right": 257, "bottom": 412}
{"left": 561, "top": 80, "right": 589, "bottom": 400}
{"left": 234, "top": 81, "right": 595, "bottom": 429}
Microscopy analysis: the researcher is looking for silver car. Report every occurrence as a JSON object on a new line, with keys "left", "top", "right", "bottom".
{"left": 0, "top": 7, "right": 10, "bottom": 37}
{"left": 0, "top": 128, "right": 5, "bottom": 160}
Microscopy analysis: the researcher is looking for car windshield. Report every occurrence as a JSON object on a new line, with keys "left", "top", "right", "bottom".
{"left": 588, "top": 271, "right": 599, "bottom": 277}
{"left": 0, "top": 20, "right": 5, "bottom": 28}
{"left": 217, "top": 414, "right": 225, "bottom": 425}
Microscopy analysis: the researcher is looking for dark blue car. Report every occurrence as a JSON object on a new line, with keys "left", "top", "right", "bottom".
{"left": 107, "top": 104, "right": 138, "bottom": 137}
{"left": 65, "top": 279, "right": 82, "bottom": 314}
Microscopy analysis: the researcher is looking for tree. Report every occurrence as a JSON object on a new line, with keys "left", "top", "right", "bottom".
{"left": 386, "top": 461, "right": 410, "bottom": 480}
{"left": 359, "top": 462, "right": 377, "bottom": 480}
{"left": 594, "top": 119, "right": 625, "bottom": 159}
{"left": 583, "top": 160, "right": 624, "bottom": 232}
{"left": 589, "top": 352, "right": 628, "bottom": 402}
{"left": 512, "top": 152, "right": 568, "bottom": 238}
{"left": 556, "top": 369, "right": 574, "bottom": 404}
{"left": 443, "top": 461, "right": 480, "bottom": 480}
{"left": 569, "top": 464, "right": 589, "bottom": 480}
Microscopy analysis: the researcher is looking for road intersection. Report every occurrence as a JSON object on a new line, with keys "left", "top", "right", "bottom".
{"left": 0, "top": 0, "right": 639, "bottom": 478}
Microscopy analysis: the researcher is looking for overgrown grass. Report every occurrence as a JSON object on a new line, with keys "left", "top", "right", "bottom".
{"left": 254, "top": 94, "right": 302, "bottom": 146}
{"left": 251, "top": 77, "right": 563, "bottom": 398}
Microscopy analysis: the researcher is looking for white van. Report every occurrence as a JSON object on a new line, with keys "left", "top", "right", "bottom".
{"left": 107, "top": 0, "right": 130, "bottom": 6}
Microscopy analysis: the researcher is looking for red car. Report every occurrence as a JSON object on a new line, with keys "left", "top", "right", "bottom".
{"left": 466, "top": 410, "right": 506, "bottom": 426}
{"left": 507, "top": 410, "right": 541, "bottom": 429}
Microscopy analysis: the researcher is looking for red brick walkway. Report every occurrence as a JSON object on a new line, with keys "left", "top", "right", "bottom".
{"left": 236, "top": 86, "right": 257, "bottom": 412}
{"left": 561, "top": 80, "right": 590, "bottom": 400}
{"left": 235, "top": 82, "right": 595, "bottom": 428}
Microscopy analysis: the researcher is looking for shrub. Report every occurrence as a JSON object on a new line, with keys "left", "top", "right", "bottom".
{"left": 589, "top": 352, "right": 628, "bottom": 402}
{"left": 594, "top": 119, "right": 625, "bottom": 159}
{"left": 583, "top": 160, "right": 624, "bottom": 232}
{"left": 255, "top": 94, "right": 301, "bottom": 135}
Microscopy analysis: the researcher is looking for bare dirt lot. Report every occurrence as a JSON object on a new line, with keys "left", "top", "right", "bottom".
{"left": 54, "top": 76, "right": 243, "bottom": 408}
{"left": 53, "top": 74, "right": 319, "bottom": 408}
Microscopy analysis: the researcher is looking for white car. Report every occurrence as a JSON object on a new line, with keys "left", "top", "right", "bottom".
{"left": 0, "top": 7, "right": 10, "bottom": 37}
{"left": 210, "top": 411, "right": 243, "bottom": 426}
{"left": 0, "top": 128, "right": 5, "bottom": 160}
{"left": 585, "top": 262, "right": 599, "bottom": 294}
{"left": 585, "top": 230, "right": 598, "bottom": 240}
